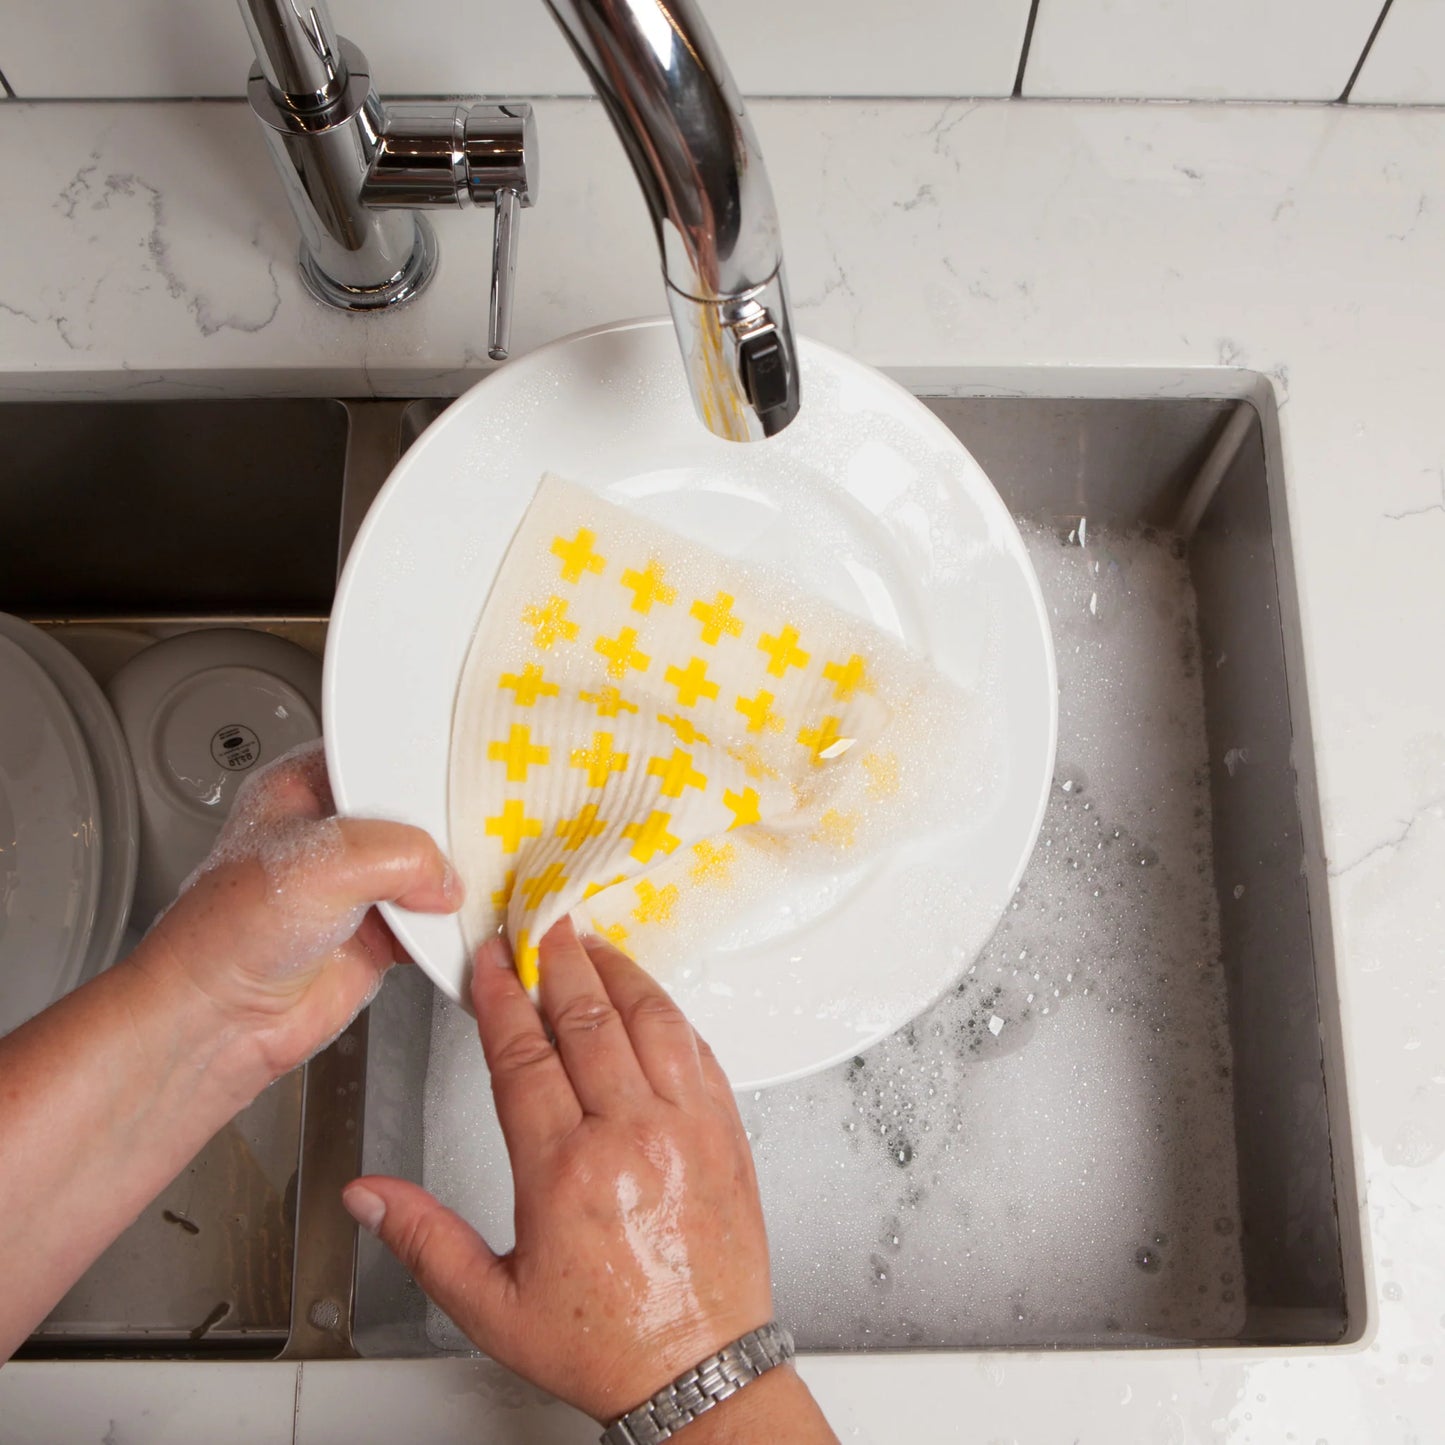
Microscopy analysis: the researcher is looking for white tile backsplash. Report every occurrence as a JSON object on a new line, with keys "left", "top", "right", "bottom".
{"left": 0, "top": 0, "right": 1426, "bottom": 110}
{"left": 1350, "top": 0, "right": 1445, "bottom": 103}
{"left": 709, "top": 0, "right": 1033, "bottom": 97}
{"left": 0, "top": 0, "right": 1032, "bottom": 100}
{"left": 1023, "top": 0, "right": 1384, "bottom": 100}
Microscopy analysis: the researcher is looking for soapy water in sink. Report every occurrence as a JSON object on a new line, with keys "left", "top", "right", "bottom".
{"left": 735, "top": 521, "right": 1243, "bottom": 1346}
{"left": 420, "top": 519, "right": 1245, "bottom": 1349}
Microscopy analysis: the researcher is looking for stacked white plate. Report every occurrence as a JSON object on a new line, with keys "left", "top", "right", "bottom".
{"left": 104, "top": 627, "right": 323, "bottom": 925}
{"left": 0, "top": 614, "right": 140, "bottom": 1037}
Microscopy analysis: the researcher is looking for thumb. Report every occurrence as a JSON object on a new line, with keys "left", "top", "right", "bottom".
{"left": 342, "top": 1176, "right": 511, "bottom": 1340}
{"left": 329, "top": 819, "right": 465, "bottom": 915}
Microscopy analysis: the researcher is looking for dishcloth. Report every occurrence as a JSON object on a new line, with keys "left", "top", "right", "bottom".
{"left": 450, "top": 474, "right": 966, "bottom": 991}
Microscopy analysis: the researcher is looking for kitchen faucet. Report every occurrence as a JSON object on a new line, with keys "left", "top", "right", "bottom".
{"left": 238, "top": 0, "right": 800, "bottom": 440}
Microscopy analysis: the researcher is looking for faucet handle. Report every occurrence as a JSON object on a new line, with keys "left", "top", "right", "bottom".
{"left": 488, "top": 187, "right": 520, "bottom": 361}
{"left": 359, "top": 100, "right": 536, "bottom": 354}
{"left": 465, "top": 103, "right": 535, "bottom": 363}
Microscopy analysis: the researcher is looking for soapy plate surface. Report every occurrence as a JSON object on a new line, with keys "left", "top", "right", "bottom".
{"left": 326, "top": 319, "right": 1056, "bottom": 1089}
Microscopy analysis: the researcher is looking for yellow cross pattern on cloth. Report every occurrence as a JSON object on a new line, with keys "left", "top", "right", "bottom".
{"left": 691, "top": 839, "right": 735, "bottom": 885}
{"left": 583, "top": 873, "right": 626, "bottom": 899}
{"left": 485, "top": 799, "right": 543, "bottom": 853}
{"left": 622, "top": 809, "right": 681, "bottom": 863}
{"left": 620, "top": 559, "right": 676, "bottom": 614}
{"left": 689, "top": 591, "right": 745, "bottom": 645}
{"left": 499, "top": 663, "right": 560, "bottom": 707}
{"left": 758, "top": 623, "right": 809, "bottom": 678}
{"left": 633, "top": 878, "right": 680, "bottom": 925}
{"left": 523, "top": 595, "right": 579, "bottom": 650}
{"left": 647, "top": 748, "right": 708, "bottom": 799}
{"left": 823, "top": 653, "right": 873, "bottom": 702}
{"left": 862, "top": 750, "right": 901, "bottom": 798}
{"left": 515, "top": 929, "right": 539, "bottom": 991}
{"left": 664, "top": 656, "right": 719, "bottom": 707}
{"left": 797, "top": 715, "right": 844, "bottom": 765}
{"left": 449, "top": 475, "right": 958, "bottom": 990}
{"left": 595, "top": 626, "right": 650, "bottom": 679}
{"left": 657, "top": 713, "right": 711, "bottom": 746}
{"left": 488, "top": 723, "right": 550, "bottom": 782}
{"left": 735, "top": 687, "right": 784, "bottom": 734}
{"left": 520, "top": 861, "right": 569, "bottom": 910}
{"left": 722, "top": 786, "right": 761, "bottom": 830}
{"left": 580, "top": 684, "right": 639, "bottom": 718}
{"left": 725, "top": 741, "right": 779, "bottom": 781}
{"left": 551, "top": 527, "right": 607, "bottom": 584}
{"left": 555, "top": 803, "right": 607, "bottom": 852}
{"left": 813, "top": 809, "right": 859, "bottom": 849}
{"left": 570, "top": 732, "right": 629, "bottom": 787}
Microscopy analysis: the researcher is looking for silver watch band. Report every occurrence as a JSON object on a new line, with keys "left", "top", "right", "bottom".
{"left": 599, "top": 1321, "right": 796, "bottom": 1445}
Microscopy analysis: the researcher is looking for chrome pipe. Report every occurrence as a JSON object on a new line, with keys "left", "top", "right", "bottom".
{"left": 239, "top": 0, "right": 535, "bottom": 324}
{"left": 245, "top": 38, "right": 436, "bottom": 310}
{"left": 240, "top": 0, "right": 348, "bottom": 112}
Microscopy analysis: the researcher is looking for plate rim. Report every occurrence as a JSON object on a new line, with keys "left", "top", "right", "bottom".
{"left": 0, "top": 630, "right": 104, "bottom": 1024}
{"left": 0, "top": 612, "right": 140, "bottom": 985}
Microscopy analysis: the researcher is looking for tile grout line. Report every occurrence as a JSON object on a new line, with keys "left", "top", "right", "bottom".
{"left": 1339, "top": 0, "right": 1396, "bottom": 102}
{"left": 291, "top": 1361, "right": 304, "bottom": 1445}
{"left": 4, "top": 91, "right": 1445, "bottom": 109}
{"left": 1012, "top": 0, "right": 1043, "bottom": 99}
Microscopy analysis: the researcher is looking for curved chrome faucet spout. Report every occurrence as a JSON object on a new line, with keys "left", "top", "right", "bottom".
{"left": 542, "top": 0, "right": 801, "bottom": 439}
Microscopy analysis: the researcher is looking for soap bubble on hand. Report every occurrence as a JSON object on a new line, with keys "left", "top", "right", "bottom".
{"left": 139, "top": 738, "right": 462, "bottom": 1079}
{"left": 182, "top": 741, "right": 366, "bottom": 975}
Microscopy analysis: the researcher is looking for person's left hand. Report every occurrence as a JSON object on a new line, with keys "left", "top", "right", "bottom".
{"left": 127, "top": 741, "right": 463, "bottom": 1080}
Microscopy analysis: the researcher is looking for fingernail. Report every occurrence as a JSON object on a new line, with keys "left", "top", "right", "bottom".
{"left": 542, "top": 914, "right": 579, "bottom": 946}
{"left": 441, "top": 861, "right": 465, "bottom": 908}
{"left": 478, "top": 935, "right": 513, "bottom": 969}
{"left": 342, "top": 1183, "right": 386, "bottom": 1235}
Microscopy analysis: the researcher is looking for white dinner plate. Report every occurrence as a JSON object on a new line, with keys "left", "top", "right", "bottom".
{"left": 0, "top": 613, "right": 139, "bottom": 984}
{"left": 50, "top": 623, "right": 155, "bottom": 688}
{"left": 106, "top": 628, "right": 323, "bottom": 925}
{"left": 326, "top": 319, "right": 1057, "bottom": 1090}
{"left": 0, "top": 634, "right": 103, "bottom": 1036}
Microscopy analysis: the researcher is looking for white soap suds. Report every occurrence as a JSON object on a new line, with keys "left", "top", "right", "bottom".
{"left": 179, "top": 740, "right": 362, "bottom": 973}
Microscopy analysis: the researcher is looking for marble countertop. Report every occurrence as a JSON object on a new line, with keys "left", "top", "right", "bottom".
{"left": 1, "top": 95, "right": 1441, "bottom": 1443}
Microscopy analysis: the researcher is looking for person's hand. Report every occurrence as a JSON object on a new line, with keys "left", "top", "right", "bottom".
{"left": 126, "top": 741, "right": 463, "bottom": 1081}
{"left": 343, "top": 918, "right": 773, "bottom": 1423}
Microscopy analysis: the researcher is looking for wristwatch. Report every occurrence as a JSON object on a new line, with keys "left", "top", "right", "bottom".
{"left": 599, "top": 1321, "right": 796, "bottom": 1445}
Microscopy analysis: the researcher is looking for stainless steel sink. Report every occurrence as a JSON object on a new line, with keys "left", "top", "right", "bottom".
{"left": 2, "top": 378, "right": 1362, "bottom": 1359}
{"left": 3, "top": 396, "right": 366, "bottom": 1357}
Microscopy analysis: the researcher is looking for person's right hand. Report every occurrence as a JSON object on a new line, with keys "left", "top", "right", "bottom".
{"left": 342, "top": 918, "right": 774, "bottom": 1423}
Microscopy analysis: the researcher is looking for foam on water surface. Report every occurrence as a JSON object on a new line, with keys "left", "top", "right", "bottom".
{"left": 420, "top": 518, "right": 1244, "bottom": 1350}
